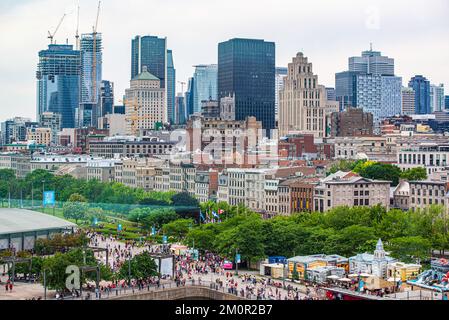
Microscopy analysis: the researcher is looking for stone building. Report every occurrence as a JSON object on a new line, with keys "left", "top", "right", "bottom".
{"left": 279, "top": 52, "right": 338, "bottom": 138}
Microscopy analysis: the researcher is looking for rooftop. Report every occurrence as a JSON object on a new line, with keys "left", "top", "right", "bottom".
{"left": 0, "top": 208, "right": 76, "bottom": 235}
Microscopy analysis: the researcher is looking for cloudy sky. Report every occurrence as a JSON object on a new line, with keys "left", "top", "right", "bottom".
{"left": 1, "top": 0, "right": 448, "bottom": 122}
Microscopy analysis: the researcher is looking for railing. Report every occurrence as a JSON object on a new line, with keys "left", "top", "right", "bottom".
{"left": 56, "top": 280, "right": 259, "bottom": 301}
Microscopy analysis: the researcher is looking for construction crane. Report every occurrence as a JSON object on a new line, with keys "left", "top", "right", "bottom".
{"left": 48, "top": 13, "right": 67, "bottom": 44}
{"left": 75, "top": 5, "right": 80, "bottom": 50}
{"left": 92, "top": 1, "right": 101, "bottom": 104}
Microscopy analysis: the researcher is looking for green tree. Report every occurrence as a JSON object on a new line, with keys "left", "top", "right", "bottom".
{"left": 400, "top": 167, "right": 427, "bottom": 181}
{"left": 118, "top": 252, "right": 159, "bottom": 281}
{"left": 171, "top": 192, "right": 200, "bottom": 208}
{"left": 387, "top": 236, "right": 432, "bottom": 263}
{"left": 162, "top": 219, "right": 194, "bottom": 240}
{"left": 63, "top": 193, "right": 88, "bottom": 224}
{"left": 142, "top": 208, "right": 179, "bottom": 229}
{"left": 358, "top": 162, "right": 402, "bottom": 186}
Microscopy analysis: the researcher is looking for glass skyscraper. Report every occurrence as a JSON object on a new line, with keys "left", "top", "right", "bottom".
{"left": 131, "top": 35, "right": 175, "bottom": 124}
{"left": 185, "top": 77, "right": 195, "bottom": 118}
{"left": 78, "top": 33, "right": 103, "bottom": 128}
{"left": 218, "top": 38, "right": 275, "bottom": 131}
{"left": 37, "top": 44, "right": 81, "bottom": 129}
{"left": 167, "top": 50, "right": 176, "bottom": 124}
{"left": 100, "top": 80, "right": 114, "bottom": 117}
{"left": 335, "top": 48, "right": 402, "bottom": 128}
{"left": 408, "top": 75, "right": 431, "bottom": 114}
{"left": 193, "top": 64, "right": 218, "bottom": 114}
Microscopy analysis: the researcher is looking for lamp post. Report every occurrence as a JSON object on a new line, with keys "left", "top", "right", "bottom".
{"left": 235, "top": 248, "right": 239, "bottom": 276}
{"left": 42, "top": 180, "right": 45, "bottom": 212}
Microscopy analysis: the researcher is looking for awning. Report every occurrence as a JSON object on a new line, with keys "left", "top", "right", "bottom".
{"left": 338, "top": 278, "right": 352, "bottom": 282}
{"left": 327, "top": 275, "right": 340, "bottom": 280}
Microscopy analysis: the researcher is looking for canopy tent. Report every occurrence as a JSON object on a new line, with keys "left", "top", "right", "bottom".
{"left": 327, "top": 275, "right": 340, "bottom": 280}
{"left": 338, "top": 278, "right": 352, "bottom": 282}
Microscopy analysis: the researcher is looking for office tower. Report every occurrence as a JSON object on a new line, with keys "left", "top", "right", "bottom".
{"left": 445, "top": 96, "right": 449, "bottom": 110}
{"left": 335, "top": 71, "right": 358, "bottom": 111}
{"left": 36, "top": 44, "right": 81, "bottom": 129}
{"left": 279, "top": 52, "right": 338, "bottom": 138}
{"left": 275, "top": 67, "right": 288, "bottom": 117}
{"left": 175, "top": 94, "right": 186, "bottom": 125}
{"left": 131, "top": 35, "right": 174, "bottom": 124}
{"left": 39, "top": 112, "right": 62, "bottom": 145}
{"left": 99, "top": 80, "right": 114, "bottom": 117}
{"left": 131, "top": 35, "right": 167, "bottom": 82}
{"left": 125, "top": 66, "right": 165, "bottom": 136}
{"left": 78, "top": 33, "right": 103, "bottom": 128}
{"left": 167, "top": 50, "right": 176, "bottom": 124}
{"left": 192, "top": 64, "right": 218, "bottom": 114}
{"left": 1, "top": 117, "right": 37, "bottom": 145}
{"left": 185, "top": 77, "right": 195, "bottom": 118}
{"left": 335, "top": 48, "right": 402, "bottom": 128}
{"left": 402, "top": 87, "right": 415, "bottom": 115}
{"left": 218, "top": 38, "right": 275, "bottom": 131}
{"left": 325, "top": 87, "right": 337, "bottom": 101}
{"left": 408, "top": 75, "right": 431, "bottom": 114}
{"left": 430, "top": 84, "right": 445, "bottom": 113}
{"left": 349, "top": 46, "right": 394, "bottom": 76}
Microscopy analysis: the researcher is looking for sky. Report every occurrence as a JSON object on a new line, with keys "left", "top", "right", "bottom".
{"left": 0, "top": 0, "right": 448, "bottom": 122}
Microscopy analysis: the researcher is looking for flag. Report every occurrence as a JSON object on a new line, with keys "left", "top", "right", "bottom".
{"left": 200, "top": 211, "right": 205, "bottom": 222}
{"left": 151, "top": 226, "right": 156, "bottom": 236}
{"left": 212, "top": 211, "right": 219, "bottom": 219}
{"left": 218, "top": 209, "right": 224, "bottom": 215}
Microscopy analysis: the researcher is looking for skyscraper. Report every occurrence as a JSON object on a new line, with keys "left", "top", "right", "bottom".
{"left": 401, "top": 87, "right": 415, "bottom": 115}
{"left": 349, "top": 48, "right": 394, "bottom": 76}
{"left": 279, "top": 52, "right": 338, "bottom": 138}
{"left": 445, "top": 96, "right": 449, "bottom": 110}
{"left": 78, "top": 33, "right": 103, "bottom": 128}
{"left": 408, "top": 75, "right": 431, "bottom": 115}
{"left": 275, "top": 67, "right": 288, "bottom": 118}
{"left": 218, "top": 38, "right": 275, "bottom": 131}
{"left": 36, "top": 44, "right": 81, "bottom": 129}
{"left": 167, "top": 50, "right": 176, "bottom": 124}
{"left": 100, "top": 80, "right": 114, "bottom": 118}
{"left": 335, "top": 71, "right": 358, "bottom": 111}
{"left": 430, "top": 84, "right": 445, "bottom": 113}
{"left": 185, "top": 77, "right": 195, "bottom": 118}
{"left": 175, "top": 94, "right": 186, "bottom": 125}
{"left": 125, "top": 66, "right": 165, "bottom": 136}
{"left": 336, "top": 48, "right": 402, "bottom": 128}
{"left": 131, "top": 35, "right": 175, "bottom": 124}
{"left": 193, "top": 64, "right": 218, "bottom": 114}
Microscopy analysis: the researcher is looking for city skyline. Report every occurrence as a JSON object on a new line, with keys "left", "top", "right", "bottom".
{"left": 1, "top": 0, "right": 448, "bottom": 121}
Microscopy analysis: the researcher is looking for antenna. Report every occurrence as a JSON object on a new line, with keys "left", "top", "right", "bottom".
{"left": 75, "top": 5, "right": 80, "bottom": 50}
{"left": 370, "top": 42, "right": 373, "bottom": 51}
{"left": 91, "top": 1, "right": 101, "bottom": 105}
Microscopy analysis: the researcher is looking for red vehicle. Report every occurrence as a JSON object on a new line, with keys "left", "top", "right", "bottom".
{"left": 223, "top": 260, "right": 234, "bottom": 270}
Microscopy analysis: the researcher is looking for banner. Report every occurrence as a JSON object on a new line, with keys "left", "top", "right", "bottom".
{"left": 43, "top": 191, "right": 55, "bottom": 206}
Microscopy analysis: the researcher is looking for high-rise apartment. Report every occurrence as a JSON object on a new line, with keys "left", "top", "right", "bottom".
{"left": 430, "top": 84, "right": 445, "bottom": 113}
{"left": 218, "top": 38, "right": 275, "bottom": 131}
{"left": 401, "top": 87, "right": 415, "bottom": 115}
{"left": 36, "top": 44, "right": 81, "bottom": 129}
